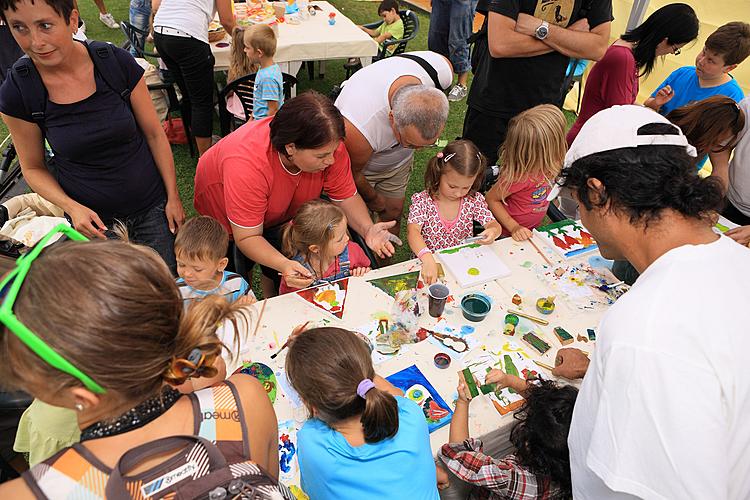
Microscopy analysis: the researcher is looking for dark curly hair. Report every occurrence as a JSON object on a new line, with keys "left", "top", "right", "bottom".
{"left": 561, "top": 123, "right": 725, "bottom": 227}
{"left": 510, "top": 380, "right": 578, "bottom": 495}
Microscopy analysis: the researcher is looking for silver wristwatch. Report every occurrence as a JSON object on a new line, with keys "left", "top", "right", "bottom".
{"left": 535, "top": 20, "right": 550, "bottom": 40}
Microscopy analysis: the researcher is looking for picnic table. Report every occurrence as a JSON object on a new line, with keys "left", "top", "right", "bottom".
{"left": 211, "top": 0, "right": 378, "bottom": 85}
{"left": 238, "top": 234, "right": 618, "bottom": 496}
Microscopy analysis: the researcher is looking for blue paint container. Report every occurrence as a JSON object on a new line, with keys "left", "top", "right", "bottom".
{"left": 460, "top": 294, "right": 491, "bottom": 322}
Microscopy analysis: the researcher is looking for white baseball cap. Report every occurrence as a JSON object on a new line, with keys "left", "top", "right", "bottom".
{"left": 547, "top": 105, "right": 697, "bottom": 201}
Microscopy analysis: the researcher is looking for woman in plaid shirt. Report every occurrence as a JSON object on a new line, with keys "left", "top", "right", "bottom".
{"left": 438, "top": 371, "right": 578, "bottom": 499}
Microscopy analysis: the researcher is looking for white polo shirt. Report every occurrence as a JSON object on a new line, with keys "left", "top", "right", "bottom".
{"left": 569, "top": 235, "right": 750, "bottom": 499}
{"left": 335, "top": 51, "right": 452, "bottom": 174}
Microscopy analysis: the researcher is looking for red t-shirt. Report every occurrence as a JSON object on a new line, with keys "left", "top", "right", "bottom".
{"left": 500, "top": 176, "right": 551, "bottom": 236}
{"left": 567, "top": 45, "right": 639, "bottom": 145}
{"left": 194, "top": 118, "right": 357, "bottom": 234}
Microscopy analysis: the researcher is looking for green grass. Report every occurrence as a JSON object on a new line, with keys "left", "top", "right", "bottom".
{"left": 1, "top": 0, "right": 576, "bottom": 296}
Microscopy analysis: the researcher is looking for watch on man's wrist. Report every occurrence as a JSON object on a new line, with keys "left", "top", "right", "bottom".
{"left": 535, "top": 20, "right": 550, "bottom": 40}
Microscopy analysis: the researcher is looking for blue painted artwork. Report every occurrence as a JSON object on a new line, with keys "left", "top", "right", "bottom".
{"left": 386, "top": 364, "right": 452, "bottom": 433}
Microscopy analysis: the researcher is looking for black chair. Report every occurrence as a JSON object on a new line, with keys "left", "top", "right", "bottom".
{"left": 344, "top": 10, "right": 420, "bottom": 78}
{"left": 120, "top": 21, "right": 158, "bottom": 58}
{"left": 0, "top": 391, "right": 33, "bottom": 483}
{"left": 217, "top": 72, "right": 298, "bottom": 136}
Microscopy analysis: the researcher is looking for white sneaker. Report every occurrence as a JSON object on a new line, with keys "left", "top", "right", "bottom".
{"left": 99, "top": 12, "right": 120, "bottom": 29}
{"left": 447, "top": 84, "right": 468, "bottom": 102}
{"left": 73, "top": 18, "right": 87, "bottom": 41}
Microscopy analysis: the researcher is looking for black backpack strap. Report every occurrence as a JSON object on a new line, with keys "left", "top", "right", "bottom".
{"left": 396, "top": 53, "right": 449, "bottom": 91}
{"left": 9, "top": 56, "right": 47, "bottom": 127}
{"left": 85, "top": 40, "right": 131, "bottom": 103}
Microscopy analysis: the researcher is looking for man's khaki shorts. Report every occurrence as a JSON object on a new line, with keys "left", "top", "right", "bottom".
{"left": 363, "top": 158, "right": 414, "bottom": 198}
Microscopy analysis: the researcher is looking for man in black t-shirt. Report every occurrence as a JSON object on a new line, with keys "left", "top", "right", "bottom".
{"left": 465, "top": 0, "right": 613, "bottom": 165}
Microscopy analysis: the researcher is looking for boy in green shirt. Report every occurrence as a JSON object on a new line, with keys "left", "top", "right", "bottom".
{"left": 359, "top": 0, "right": 404, "bottom": 54}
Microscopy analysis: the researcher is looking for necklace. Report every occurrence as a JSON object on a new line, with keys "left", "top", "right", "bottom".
{"left": 79, "top": 387, "right": 182, "bottom": 442}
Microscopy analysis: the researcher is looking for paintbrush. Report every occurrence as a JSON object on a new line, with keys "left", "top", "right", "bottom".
{"left": 507, "top": 308, "right": 549, "bottom": 326}
{"left": 251, "top": 299, "right": 267, "bottom": 338}
{"left": 528, "top": 237, "right": 553, "bottom": 266}
{"left": 533, "top": 360, "right": 555, "bottom": 371}
{"left": 270, "top": 321, "right": 310, "bottom": 359}
{"left": 598, "top": 280, "right": 624, "bottom": 292}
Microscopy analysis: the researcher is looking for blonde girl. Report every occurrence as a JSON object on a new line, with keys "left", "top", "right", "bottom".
{"left": 287, "top": 327, "right": 440, "bottom": 499}
{"left": 279, "top": 199, "right": 371, "bottom": 294}
{"left": 407, "top": 139, "right": 502, "bottom": 285}
{"left": 486, "top": 104, "right": 567, "bottom": 241}
{"left": 226, "top": 26, "right": 257, "bottom": 120}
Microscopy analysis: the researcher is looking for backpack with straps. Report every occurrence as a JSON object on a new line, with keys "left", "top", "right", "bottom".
{"left": 8, "top": 40, "right": 131, "bottom": 129}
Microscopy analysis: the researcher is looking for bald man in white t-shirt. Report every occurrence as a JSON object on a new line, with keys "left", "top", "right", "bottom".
{"left": 335, "top": 51, "right": 452, "bottom": 237}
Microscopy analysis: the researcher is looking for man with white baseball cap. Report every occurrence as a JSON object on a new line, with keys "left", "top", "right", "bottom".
{"left": 550, "top": 105, "right": 750, "bottom": 499}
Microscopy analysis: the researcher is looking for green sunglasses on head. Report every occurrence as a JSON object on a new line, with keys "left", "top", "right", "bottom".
{"left": 0, "top": 224, "right": 106, "bottom": 394}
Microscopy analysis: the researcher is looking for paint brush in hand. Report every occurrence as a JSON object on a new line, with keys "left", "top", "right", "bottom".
{"left": 270, "top": 321, "right": 310, "bottom": 359}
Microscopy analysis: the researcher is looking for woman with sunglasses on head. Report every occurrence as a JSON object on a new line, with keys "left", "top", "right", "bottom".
{"left": 0, "top": 232, "right": 281, "bottom": 498}
{"left": 567, "top": 3, "right": 699, "bottom": 145}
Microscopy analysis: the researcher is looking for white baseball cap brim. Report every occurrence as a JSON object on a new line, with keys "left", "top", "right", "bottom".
{"left": 547, "top": 105, "right": 697, "bottom": 201}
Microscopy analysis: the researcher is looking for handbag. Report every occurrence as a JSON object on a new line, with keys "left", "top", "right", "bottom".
{"left": 162, "top": 117, "right": 188, "bottom": 145}
{"left": 105, "top": 435, "right": 294, "bottom": 499}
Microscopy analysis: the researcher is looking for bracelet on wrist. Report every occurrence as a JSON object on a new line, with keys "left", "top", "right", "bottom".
{"left": 417, "top": 247, "right": 432, "bottom": 259}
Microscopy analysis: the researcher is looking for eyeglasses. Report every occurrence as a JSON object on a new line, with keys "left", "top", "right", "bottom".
{"left": 672, "top": 45, "right": 681, "bottom": 56}
{"left": 0, "top": 224, "right": 106, "bottom": 394}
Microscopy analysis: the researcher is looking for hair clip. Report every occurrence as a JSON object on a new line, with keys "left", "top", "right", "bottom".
{"left": 442, "top": 153, "right": 456, "bottom": 163}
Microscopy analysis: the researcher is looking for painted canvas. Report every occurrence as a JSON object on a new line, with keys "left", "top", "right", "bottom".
{"left": 367, "top": 271, "right": 420, "bottom": 298}
{"left": 714, "top": 215, "right": 740, "bottom": 234}
{"left": 386, "top": 364, "right": 452, "bottom": 432}
{"left": 278, "top": 419, "right": 299, "bottom": 482}
{"left": 234, "top": 362, "right": 277, "bottom": 403}
{"left": 463, "top": 342, "right": 541, "bottom": 415}
{"left": 534, "top": 219, "right": 598, "bottom": 259}
{"left": 536, "top": 263, "right": 628, "bottom": 310}
{"left": 296, "top": 278, "right": 348, "bottom": 319}
{"left": 437, "top": 243, "right": 511, "bottom": 288}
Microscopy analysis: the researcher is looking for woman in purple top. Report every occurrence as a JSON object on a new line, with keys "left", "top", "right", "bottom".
{"left": 0, "top": 0, "right": 184, "bottom": 270}
{"left": 567, "top": 3, "right": 699, "bottom": 145}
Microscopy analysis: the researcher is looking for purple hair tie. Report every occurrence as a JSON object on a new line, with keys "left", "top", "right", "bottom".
{"left": 357, "top": 378, "right": 376, "bottom": 399}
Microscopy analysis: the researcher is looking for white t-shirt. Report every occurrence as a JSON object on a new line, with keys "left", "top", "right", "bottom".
{"left": 335, "top": 51, "right": 452, "bottom": 174}
{"left": 727, "top": 96, "right": 750, "bottom": 217}
{"left": 569, "top": 235, "right": 750, "bottom": 499}
{"left": 153, "top": 0, "right": 216, "bottom": 44}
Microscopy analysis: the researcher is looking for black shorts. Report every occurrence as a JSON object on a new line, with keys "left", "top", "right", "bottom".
{"left": 227, "top": 225, "right": 284, "bottom": 289}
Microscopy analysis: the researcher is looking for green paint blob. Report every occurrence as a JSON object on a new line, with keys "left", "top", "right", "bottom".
{"left": 439, "top": 243, "right": 481, "bottom": 254}
{"left": 467, "top": 267, "right": 480, "bottom": 276}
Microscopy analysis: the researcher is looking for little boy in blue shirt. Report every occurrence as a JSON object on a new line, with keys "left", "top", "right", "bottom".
{"left": 243, "top": 24, "right": 284, "bottom": 120}
{"left": 175, "top": 216, "right": 255, "bottom": 306}
{"left": 646, "top": 22, "right": 749, "bottom": 116}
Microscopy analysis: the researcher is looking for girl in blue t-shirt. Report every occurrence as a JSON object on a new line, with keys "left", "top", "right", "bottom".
{"left": 286, "top": 327, "right": 440, "bottom": 500}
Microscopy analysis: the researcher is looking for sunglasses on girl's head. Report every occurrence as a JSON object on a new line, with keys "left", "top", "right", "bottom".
{"left": 0, "top": 224, "right": 106, "bottom": 394}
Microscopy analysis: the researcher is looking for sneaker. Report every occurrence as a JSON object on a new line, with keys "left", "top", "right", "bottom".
{"left": 447, "top": 84, "right": 468, "bottom": 102}
{"left": 99, "top": 12, "right": 120, "bottom": 29}
{"left": 73, "top": 18, "right": 87, "bottom": 41}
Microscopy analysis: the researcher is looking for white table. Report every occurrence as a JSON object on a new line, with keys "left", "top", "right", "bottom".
{"left": 211, "top": 1, "right": 378, "bottom": 92}
{"left": 235, "top": 235, "right": 614, "bottom": 495}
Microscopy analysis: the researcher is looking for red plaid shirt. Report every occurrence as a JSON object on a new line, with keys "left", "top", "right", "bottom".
{"left": 439, "top": 439, "right": 567, "bottom": 500}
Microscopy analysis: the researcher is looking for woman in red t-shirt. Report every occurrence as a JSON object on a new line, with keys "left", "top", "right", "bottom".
{"left": 567, "top": 3, "right": 699, "bottom": 145}
{"left": 194, "top": 91, "right": 396, "bottom": 297}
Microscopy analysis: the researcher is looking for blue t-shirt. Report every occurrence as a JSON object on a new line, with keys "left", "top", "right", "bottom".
{"left": 0, "top": 42, "right": 165, "bottom": 220}
{"left": 298, "top": 396, "right": 439, "bottom": 500}
{"left": 650, "top": 66, "right": 745, "bottom": 116}
{"left": 252, "top": 63, "right": 284, "bottom": 120}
